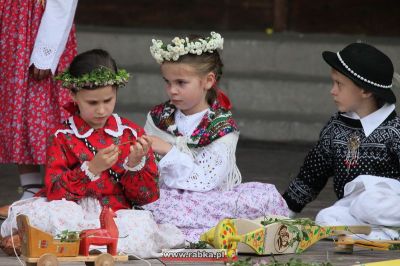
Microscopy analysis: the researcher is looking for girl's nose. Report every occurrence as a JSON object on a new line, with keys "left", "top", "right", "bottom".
{"left": 330, "top": 86, "right": 337, "bottom": 96}
{"left": 97, "top": 104, "right": 105, "bottom": 114}
{"left": 168, "top": 84, "right": 178, "bottom": 94}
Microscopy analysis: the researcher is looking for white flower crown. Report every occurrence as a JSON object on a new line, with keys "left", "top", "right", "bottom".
{"left": 150, "top": 31, "right": 224, "bottom": 64}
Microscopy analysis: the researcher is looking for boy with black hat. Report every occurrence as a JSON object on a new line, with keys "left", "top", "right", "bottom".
{"left": 283, "top": 42, "right": 400, "bottom": 240}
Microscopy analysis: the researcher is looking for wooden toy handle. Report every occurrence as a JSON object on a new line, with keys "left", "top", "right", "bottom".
{"left": 332, "top": 225, "right": 372, "bottom": 235}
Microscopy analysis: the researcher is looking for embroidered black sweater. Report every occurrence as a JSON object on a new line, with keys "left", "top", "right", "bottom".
{"left": 282, "top": 111, "right": 400, "bottom": 213}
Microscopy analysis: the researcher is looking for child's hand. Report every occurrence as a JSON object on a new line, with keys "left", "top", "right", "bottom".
{"left": 148, "top": 135, "right": 172, "bottom": 156}
{"left": 88, "top": 144, "right": 119, "bottom": 175}
{"left": 126, "top": 135, "right": 152, "bottom": 168}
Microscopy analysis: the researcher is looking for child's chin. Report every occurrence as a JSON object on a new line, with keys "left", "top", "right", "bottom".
{"left": 336, "top": 105, "right": 348, "bottom": 113}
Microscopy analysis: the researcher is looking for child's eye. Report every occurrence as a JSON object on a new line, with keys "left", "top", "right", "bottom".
{"left": 177, "top": 80, "right": 187, "bottom": 86}
{"left": 88, "top": 101, "right": 97, "bottom": 105}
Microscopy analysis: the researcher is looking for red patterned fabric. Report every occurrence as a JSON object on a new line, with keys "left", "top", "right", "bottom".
{"left": 0, "top": 0, "right": 77, "bottom": 164}
{"left": 40, "top": 114, "right": 160, "bottom": 211}
{"left": 216, "top": 88, "right": 232, "bottom": 110}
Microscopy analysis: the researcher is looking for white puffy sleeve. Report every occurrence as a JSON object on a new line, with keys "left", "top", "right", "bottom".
{"left": 158, "top": 133, "right": 240, "bottom": 192}
{"left": 30, "top": 0, "right": 78, "bottom": 74}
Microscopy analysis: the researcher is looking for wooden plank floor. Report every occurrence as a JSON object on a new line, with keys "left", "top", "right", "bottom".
{"left": 1, "top": 141, "right": 398, "bottom": 265}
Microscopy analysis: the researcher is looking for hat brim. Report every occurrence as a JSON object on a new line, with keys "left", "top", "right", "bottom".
{"left": 322, "top": 51, "right": 396, "bottom": 104}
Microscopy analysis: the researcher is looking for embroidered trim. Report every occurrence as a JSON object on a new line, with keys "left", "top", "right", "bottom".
{"left": 123, "top": 156, "right": 146, "bottom": 172}
{"left": 67, "top": 114, "right": 137, "bottom": 139}
{"left": 81, "top": 161, "right": 100, "bottom": 181}
{"left": 104, "top": 114, "right": 138, "bottom": 138}
{"left": 337, "top": 52, "right": 392, "bottom": 89}
{"left": 149, "top": 101, "right": 238, "bottom": 148}
{"left": 68, "top": 116, "right": 94, "bottom": 138}
{"left": 54, "top": 129, "right": 74, "bottom": 137}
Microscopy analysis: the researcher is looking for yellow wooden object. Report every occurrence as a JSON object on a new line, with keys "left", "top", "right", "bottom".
{"left": 200, "top": 219, "right": 240, "bottom": 251}
{"left": 335, "top": 235, "right": 400, "bottom": 253}
{"left": 201, "top": 216, "right": 374, "bottom": 255}
{"left": 353, "top": 259, "right": 400, "bottom": 266}
{"left": 297, "top": 225, "right": 371, "bottom": 253}
{"left": 17, "top": 215, "right": 79, "bottom": 258}
{"left": 241, "top": 227, "right": 266, "bottom": 255}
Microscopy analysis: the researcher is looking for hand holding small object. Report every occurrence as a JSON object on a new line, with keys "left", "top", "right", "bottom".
{"left": 126, "top": 135, "right": 152, "bottom": 167}
{"left": 147, "top": 135, "right": 172, "bottom": 156}
{"left": 88, "top": 144, "right": 120, "bottom": 175}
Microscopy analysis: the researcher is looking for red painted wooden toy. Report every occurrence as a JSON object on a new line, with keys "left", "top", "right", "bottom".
{"left": 79, "top": 207, "right": 119, "bottom": 256}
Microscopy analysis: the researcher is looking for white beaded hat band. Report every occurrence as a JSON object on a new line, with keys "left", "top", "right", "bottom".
{"left": 323, "top": 42, "right": 395, "bottom": 103}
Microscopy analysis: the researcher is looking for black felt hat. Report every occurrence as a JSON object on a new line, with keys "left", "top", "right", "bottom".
{"left": 323, "top": 43, "right": 395, "bottom": 103}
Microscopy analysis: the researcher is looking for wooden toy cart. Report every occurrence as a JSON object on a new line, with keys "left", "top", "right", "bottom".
{"left": 16, "top": 214, "right": 128, "bottom": 266}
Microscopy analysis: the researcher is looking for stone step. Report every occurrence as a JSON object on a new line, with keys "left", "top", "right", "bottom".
{"left": 117, "top": 68, "right": 336, "bottom": 116}
{"left": 77, "top": 27, "right": 400, "bottom": 77}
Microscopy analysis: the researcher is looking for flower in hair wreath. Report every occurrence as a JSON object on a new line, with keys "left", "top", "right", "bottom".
{"left": 150, "top": 31, "right": 224, "bottom": 64}
{"left": 55, "top": 66, "right": 130, "bottom": 90}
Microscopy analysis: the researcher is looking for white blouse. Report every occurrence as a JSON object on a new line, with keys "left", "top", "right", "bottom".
{"left": 30, "top": 0, "right": 78, "bottom": 74}
{"left": 144, "top": 110, "right": 242, "bottom": 192}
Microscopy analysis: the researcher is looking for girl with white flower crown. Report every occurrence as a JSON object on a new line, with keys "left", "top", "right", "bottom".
{"left": 144, "top": 32, "right": 289, "bottom": 242}
{"left": 0, "top": 49, "right": 185, "bottom": 258}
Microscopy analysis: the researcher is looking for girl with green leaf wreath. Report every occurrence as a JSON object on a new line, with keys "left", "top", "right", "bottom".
{"left": 1, "top": 49, "right": 185, "bottom": 258}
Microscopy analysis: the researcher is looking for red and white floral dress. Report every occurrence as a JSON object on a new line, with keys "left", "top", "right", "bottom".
{"left": 1, "top": 113, "right": 185, "bottom": 258}
{"left": 0, "top": 0, "right": 77, "bottom": 164}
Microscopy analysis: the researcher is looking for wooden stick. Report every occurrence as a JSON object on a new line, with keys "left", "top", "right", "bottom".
{"left": 118, "top": 141, "right": 135, "bottom": 146}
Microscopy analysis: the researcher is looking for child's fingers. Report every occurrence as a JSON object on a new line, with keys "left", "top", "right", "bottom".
{"left": 137, "top": 137, "right": 151, "bottom": 153}
{"left": 100, "top": 144, "right": 118, "bottom": 154}
{"left": 141, "top": 135, "right": 153, "bottom": 146}
{"left": 134, "top": 142, "right": 144, "bottom": 155}
{"left": 106, "top": 150, "right": 119, "bottom": 165}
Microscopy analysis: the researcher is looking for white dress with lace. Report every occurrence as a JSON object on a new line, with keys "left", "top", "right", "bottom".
{"left": 144, "top": 110, "right": 289, "bottom": 242}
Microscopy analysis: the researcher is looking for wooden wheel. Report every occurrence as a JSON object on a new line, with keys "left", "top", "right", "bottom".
{"left": 37, "top": 253, "right": 59, "bottom": 266}
{"left": 94, "top": 253, "right": 114, "bottom": 266}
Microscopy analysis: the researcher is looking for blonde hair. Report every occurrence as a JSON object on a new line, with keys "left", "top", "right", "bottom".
{"left": 175, "top": 35, "right": 223, "bottom": 105}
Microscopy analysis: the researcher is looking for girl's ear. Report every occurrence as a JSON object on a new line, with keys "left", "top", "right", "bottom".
{"left": 205, "top": 72, "right": 216, "bottom": 91}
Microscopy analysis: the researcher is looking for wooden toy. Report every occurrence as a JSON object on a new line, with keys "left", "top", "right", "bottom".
{"left": 200, "top": 216, "right": 372, "bottom": 255}
{"left": 335, "top": 235, "right": 400, "bottom": 253}
{"left": 79, "top": 207, "right": 118, "bottom": 256}
{"left": 16, "top": 206, "right": 128, "bottom": 266}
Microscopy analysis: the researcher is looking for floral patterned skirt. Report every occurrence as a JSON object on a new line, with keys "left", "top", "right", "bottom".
{"left": 144, "top": 182, "right": 289, "bottom": 242}
{"left": 1, "top": 197, "right": 185, "bottom": 258}
{"left": 0, "top": 0, "right": 77, "bottom": 164}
